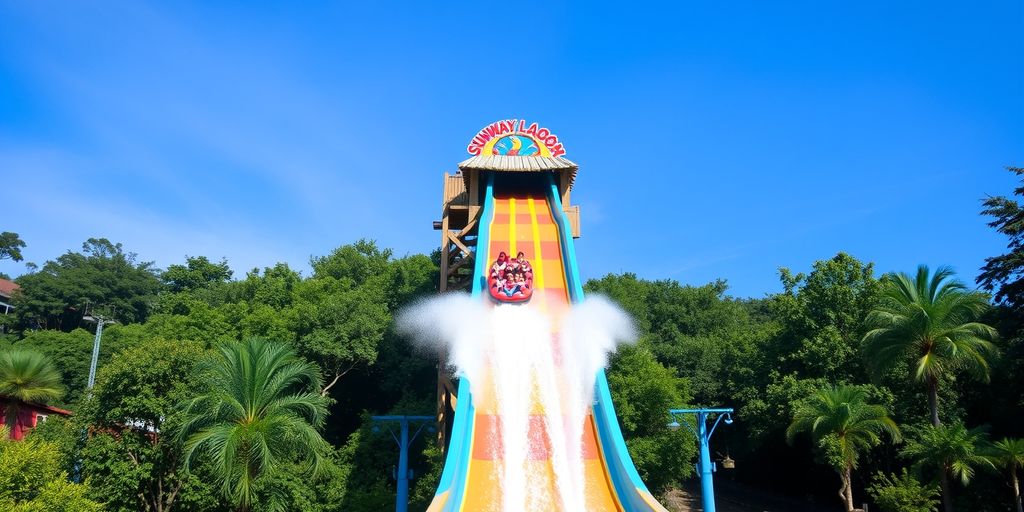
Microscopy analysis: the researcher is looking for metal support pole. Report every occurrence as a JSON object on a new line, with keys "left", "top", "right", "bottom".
{"left": 372, "top": 415, "right": 434, "bottom": 512}
{"left": 668, "top": 407, "right": 734, "bottom": 512}
{"left": 696, "top": 411, "right": 716, "bottom": 512}
{"left": 87, "top": 318, "right": 104, "bottom": 390}
{"left": 396, "top": 418, "right": 410, "bottom": 512}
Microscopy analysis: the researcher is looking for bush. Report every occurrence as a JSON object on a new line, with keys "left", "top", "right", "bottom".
{"left": 0, "top": 428, "right": 103, "bottom": 511}
{"left": 867, "top": 469, "right": 939, "bottom": 512}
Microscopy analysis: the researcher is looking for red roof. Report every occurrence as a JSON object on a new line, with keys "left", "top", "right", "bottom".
{"left": 32, "top": 403, "right": 73, "bottom": 416}
{"left": 0, "top": 399, "right": 72, "bottom": 417}
{"left": 0, "top": 278, "right": 19, "bottom": 298}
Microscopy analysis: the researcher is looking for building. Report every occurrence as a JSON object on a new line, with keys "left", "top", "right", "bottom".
{"left": 0, "top": 278, "right": 17, "bottom": 316}
{"left": 0, "top": 398, "right": 72, "bottom": 440}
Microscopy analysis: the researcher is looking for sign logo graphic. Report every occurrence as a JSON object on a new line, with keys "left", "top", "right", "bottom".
{"left": 467, "top": 119, "right": 566, "bottom": 157}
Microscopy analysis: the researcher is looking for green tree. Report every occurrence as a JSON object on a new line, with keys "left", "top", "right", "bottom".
{"left": 903, "top": 423, "right": 994, "bottom": 512}
{"left": 773, "top": 253, "right": 879, "bottom": 382}
{"left": 986, "top": 437, "right": 1024, "bottom": 512}
{"left": 586, "top": 273, "right": 762, "bottom": 406}
{"left": 14, "top": 328, "right": 132, "bottom": 404}
{"left": 297, "top": 241, "right": 404, "bottom": 396}
{"left": 0, "top": 350, "right": 64, "bottom": 438}
{"left": 14, "top": 238, "right": 162, "bottom": 329}
{"left": 786, "top": 384, "right": 900, "bottom": 512}
{"left": 606, "top": 344, "right": 696, "bottom": 491}
{"left": 163, "top": 256, "right": 233, "bottom": 293}
{"left": 0, "top": 232, "right": 26, "bottom": 262}
{"left": 179, "top": 338, "right": 330, "bottom": 512}
{"left": 81, "top": 337, "right": 216, "bottom": 512}
{"left": 867, "top": 468, "right": 940, "bottom": 512}
{"left": 862, "top": 265, "right": 998, "bottom": 427}
{"left": 978, "top": 166, "right": 1024, "bottom": 309}
{"left": 0, "top": 428, "right": 102, "bottom": 511}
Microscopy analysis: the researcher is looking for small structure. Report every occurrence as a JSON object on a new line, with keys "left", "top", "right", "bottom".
{"left": 0, "top": 278, "right": 19, "bottom": 316}
{"left": 0, "top": 398, "right": 72, "bottom": 440}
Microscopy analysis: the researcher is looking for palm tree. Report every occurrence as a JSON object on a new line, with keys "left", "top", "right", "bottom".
{"left": 862, "top": 265, "right": 998, "bottom": 427}
{"left": 0, "top": 350, "right": 65, "bottom": 438}
{"left": 787, "top": 384, "right": 901, "bottom": 512}
{"left": 987, "top": 437, "right": 1024, "bottom": 512}
{"left": 178, "top": 338, "right": 330, "bottom": 512}
{"left": 903, "top": 423, "right": 994, "bottom": 512}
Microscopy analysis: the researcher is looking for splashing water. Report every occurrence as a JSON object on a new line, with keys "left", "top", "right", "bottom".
{"left": 397, "top": 294, "right": 636, "bottom": 511}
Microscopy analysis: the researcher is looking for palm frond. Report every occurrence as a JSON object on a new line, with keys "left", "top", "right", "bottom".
{"left": 178, "top": 338, "right": 330, "bottom": 509}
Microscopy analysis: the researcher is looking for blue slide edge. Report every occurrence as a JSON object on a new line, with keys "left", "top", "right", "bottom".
{"left": 546, "top": 174, "right": 660, "bottom": 511}
{"left": 431, "top": 173, "right": 495, "bottom": 510}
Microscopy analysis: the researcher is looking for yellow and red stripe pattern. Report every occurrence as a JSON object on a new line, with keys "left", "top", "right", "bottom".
{"left": 456, "top": 192, "right": 623, "bottom": 512}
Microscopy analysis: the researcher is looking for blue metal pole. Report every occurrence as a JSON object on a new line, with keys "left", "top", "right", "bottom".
{"left": 372, "top": 415, "right": 433, "bottom": 512}
{"left": 669, "top": 408, "right": 732, "bottom": 512}
{"left": 697, "top": 411, "right": 716, "bottom": 512}
{"left": 87, "top": 318, "right": 104, "bottom": 390}
{"left": 396, "top": 418, "right": 410, "bottom": 512}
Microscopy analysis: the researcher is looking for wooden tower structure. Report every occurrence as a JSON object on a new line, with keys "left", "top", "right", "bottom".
{"left": 433, "top": 150, "right": 581, "bottom": 451}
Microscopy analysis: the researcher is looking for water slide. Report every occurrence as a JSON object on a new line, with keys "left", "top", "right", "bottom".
{"left": 427, "top": 173, "right": 668, "bottom": 512}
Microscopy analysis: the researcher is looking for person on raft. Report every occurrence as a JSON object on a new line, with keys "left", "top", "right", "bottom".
{"left": 501, "top": 274, "right": 522, "bottom": 297}
{"left": 506, "top": 255, "right": 520, "bottom": 275}
{"left": 489, "top": 250, "right": 533, "bottom": 299}
{"left": 515, "top": 272, "right": 528, "bottom": 291}
{"left": 516, "top": 252, "right": 532, "bottom": 277}
{"left": 491, "top": 251, "right": 508, "bottom": 279}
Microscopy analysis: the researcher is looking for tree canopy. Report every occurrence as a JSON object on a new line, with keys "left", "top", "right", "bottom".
{"left": 13, "top": 238, "right": 161, "bottom": 329}
{"left": 0, "top": 232, "right": 26, "bottom": 262}
{"left": 0, "top": 202, "right": 1020, "bottom": 512}
{"left": 979, "top": 166, "right": 1024, "bottom": 309}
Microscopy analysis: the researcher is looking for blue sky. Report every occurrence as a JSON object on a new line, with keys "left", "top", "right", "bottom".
{"left": 1, "top": 1, "right": 1021, "bottom": 298}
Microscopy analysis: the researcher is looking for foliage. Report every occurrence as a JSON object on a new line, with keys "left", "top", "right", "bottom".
{"left": 787, "top": 384, "right": 899, "bottom": 511}
{"left": 862, "top": 265, "right": 998, "bottom": 426}
{"left": 773, "top": 253, "right": 879, "bottom": 382}
{"left": 0, "top": 429, "right": 102, "bottom": 511}
{"left": 84, "top": 337, "right": 216, "bottom": 512}
{"left": 0, "top": 348, "right": 65, "bottom": 405}
{"left": 5, "top": 228, "right": 1023, "bottom": 511}
{"left": 0, "top": 232, "right": 26, "bottom": 262}
{"left": 0, "top": 349, "right": 65, "bottom": 437}
{"left": 333, "top": 394, "right": 440, "bottom": 511}
{"left": 979, "top": 166, "right": 1024, "bottom": 309}
{"left": 586, "top": 273, "right": 764, "bottom": 408}
{"left": 14, "top": 327, "right": 138, "bottom": 405}
{"left": 787, "top": 384, "right": 900, "bottom": 470}
{"left": 147, "top": 241, "right": 437, "bottom": 401}
{"left": 179, "top": 338, "right": 330, "bottom": 511}
{"left": 867, "top": 468, "right": 940, "bottom": 512}
{"left": 163, "top": 256, "right": 233, "bottom": 293}
{"left": 248, "top": 452, "right": 349, "bottom": 512}
{"left": 985, "top": 437, "right": 1024, "bottom": 512}
{"left": 296, "top": 241, "right": 432, "bottom": 396}
{"left": 13, "top": 238, "right": 162, "bottom": 330}
{"left": 903, "top": 423, "right": 993, "bottom": 486}
{"left": 606, "top": 343, "right": 696, "bottom": 491}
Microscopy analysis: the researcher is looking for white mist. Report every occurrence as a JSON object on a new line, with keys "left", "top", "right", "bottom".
{"left": 397, "top": 294, "right": 636, "bottom": 511}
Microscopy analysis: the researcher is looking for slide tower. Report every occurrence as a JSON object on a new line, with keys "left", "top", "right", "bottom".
{"left": 430, "top": 120, "right": 668, "bottom": 511}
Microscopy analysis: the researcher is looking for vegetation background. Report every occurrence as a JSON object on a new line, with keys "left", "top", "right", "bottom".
{"left": 0, "top": 168, "right": 1023, "bottom": 511}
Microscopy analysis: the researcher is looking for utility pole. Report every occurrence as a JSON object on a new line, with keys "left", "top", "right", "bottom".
{"left": 372, "top": 415, "right": 435, "bottom": 512}
{"left": 82, "top": 314, "right": 115, "bottom": 390}
{"left": 668, "top": 408, "right": 734, "bottom": 512}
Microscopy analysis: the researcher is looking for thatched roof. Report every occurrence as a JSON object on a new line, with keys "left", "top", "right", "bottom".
{"left": 457, "top": 155, "right": 578, "bottom": 189}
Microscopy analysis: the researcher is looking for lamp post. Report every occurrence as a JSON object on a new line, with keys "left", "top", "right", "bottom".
{"left": 371, "top": 415, "right": 435, "bottom": 512}
{"left": 667, "top": 408, "right": 734, "bottom": 512}
{"left": 82, "top": 314, "right": 115, "bottom": 390}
